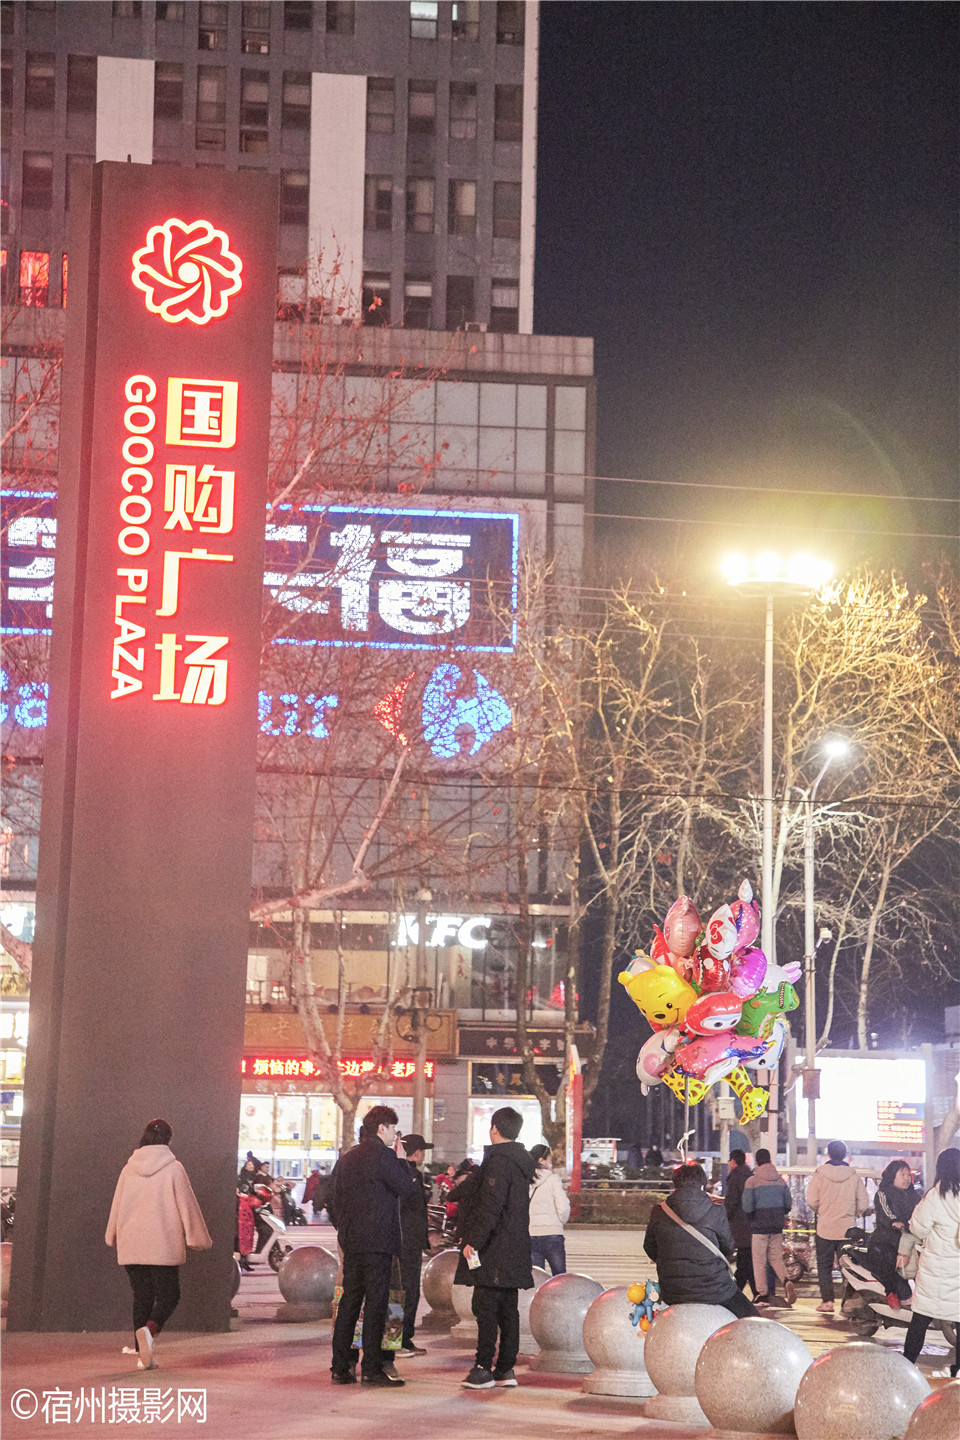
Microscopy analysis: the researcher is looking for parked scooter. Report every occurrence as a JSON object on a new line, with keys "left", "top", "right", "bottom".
{"left": 426, "top": 1202, "right": 458, "bottom": 1249}
{"left": 276, "top": 1180, "right": 308, "bottom": 1227}
{"left": 838, "top": 1227, "right": 958, "bottom": 1347}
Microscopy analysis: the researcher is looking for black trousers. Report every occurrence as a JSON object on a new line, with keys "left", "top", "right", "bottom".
{"left": 332, "top": 1251, "right": 393, "bottom": 1378}
{"left": 400, "top": 1248, "right": 423, "bottom": 1346}
{"left": 815, "top": 1235, "right": 843, "bottom": 1302}
{"left": 721, "top": 1288, "right": 761, "bottom": 1319}
{"left": 471, "top": 1284, "right": 520, "bottom": 1374}
{"left": 904, "top": 1311, "right": 960, "bottom": 1373}
{"left": 734, "top": 1245, "right": 757, "bottom": 1297}
{"left": 124, "top": 1265, "right": 181, "bottom": 1345}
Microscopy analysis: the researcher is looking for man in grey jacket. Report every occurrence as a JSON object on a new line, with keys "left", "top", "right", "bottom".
{"left": 805, "top": 1140, "right": 871, "bottom": 1313}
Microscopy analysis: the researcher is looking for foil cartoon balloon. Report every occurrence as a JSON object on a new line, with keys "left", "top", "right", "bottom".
{"left": 628, "top": 880, "right": 792, "bottom": 1122}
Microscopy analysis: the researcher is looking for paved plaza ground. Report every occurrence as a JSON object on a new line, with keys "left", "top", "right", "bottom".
{"left": 3, "top": 1227, "right": 954, "bottom": 1440}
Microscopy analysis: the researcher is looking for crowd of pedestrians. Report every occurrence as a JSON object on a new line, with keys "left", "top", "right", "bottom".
{"left": 106, "top": 1114, "right": 959, "bottom": 1387}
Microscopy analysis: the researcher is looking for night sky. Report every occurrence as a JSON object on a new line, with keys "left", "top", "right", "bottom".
{"left": 534, "top": 2, "right": 959, "bottom": 579}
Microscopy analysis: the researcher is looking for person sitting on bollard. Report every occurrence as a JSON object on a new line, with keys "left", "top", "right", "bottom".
{"left": 528, "top": 1144, "right": 570, "bottom": 1276}
{"left": 644, "top": 1162, "right": 760, "bottom": 1320}
{"left": 741, "top": 1148, "right": 796, "bottom": 1306}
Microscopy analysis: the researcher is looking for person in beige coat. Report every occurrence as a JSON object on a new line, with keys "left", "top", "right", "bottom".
{"left": 106, "top": 1118, "right": 212, "bottom": 1371}
{"left": 805, "top": 1139, "right": 871, "bottom": 1312}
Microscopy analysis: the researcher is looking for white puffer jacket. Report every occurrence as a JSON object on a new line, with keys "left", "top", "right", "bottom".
{"left": 909, "top": 1184, "right": 960, "bottom": 1321}
{"left": 106, "top": 1144, "right": 212, "bottom": 1266}
{"left": 529, "top": 1169, "right": 571, "bottom": 1237}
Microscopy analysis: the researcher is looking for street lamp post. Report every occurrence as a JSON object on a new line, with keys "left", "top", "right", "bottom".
{"left": 724, "top": 552, "right": 833, "bottom": 1157}
{"left": 801, "top": 740, "right": 849, "bottom": 1165}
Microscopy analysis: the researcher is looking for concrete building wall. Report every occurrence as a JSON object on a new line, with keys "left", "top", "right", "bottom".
{"left": 308, "top": 71, "right": 366, "bottom": 313}
{"left": 95, "top": 57, "right": 154, "bottom": 163}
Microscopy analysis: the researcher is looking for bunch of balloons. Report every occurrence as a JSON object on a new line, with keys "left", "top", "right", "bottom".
{"left": 618, "top": 880, "right": 800, "bottom": 1122}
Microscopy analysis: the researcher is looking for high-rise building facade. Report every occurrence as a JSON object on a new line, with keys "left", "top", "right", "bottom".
{"left": 2, "top": 0, "right": 537, "bottom": 331}
{"left": 1, "top": 1, "right": 597, "bottom": 1170}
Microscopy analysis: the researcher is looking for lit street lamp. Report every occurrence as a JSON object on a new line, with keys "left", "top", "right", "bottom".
{"left": 723, "top": 551, "right": 833, "bottom": 1153}
{"left": 799, "top": 738, "right": 849, "bottom": 1165}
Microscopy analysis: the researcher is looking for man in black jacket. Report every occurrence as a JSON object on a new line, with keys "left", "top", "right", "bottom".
{"left": 395, "top": 1132, "right": 433, "bottom": 1357}
{"left": 724, "top": 1149, "right": 758, "bottom": 1297}
{"left": 454, "top": 1106, "right": 537, "bottom": 1390}
{"left": 328, "top": 1105, "right": 417, "bottom": 1388}
{"left": 644, "top": 1162, "right": 759, "bottom": 1318}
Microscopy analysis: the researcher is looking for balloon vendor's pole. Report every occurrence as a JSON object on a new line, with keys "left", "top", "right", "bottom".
{"left": 682, "top": 1077, "right": 690, "bottom": 1160}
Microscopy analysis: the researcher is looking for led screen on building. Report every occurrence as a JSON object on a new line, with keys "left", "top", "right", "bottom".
{"left": 795, "top": 1055, "right": 927, "bottom": 1145}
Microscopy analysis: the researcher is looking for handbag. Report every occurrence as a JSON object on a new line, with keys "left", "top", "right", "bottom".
{"left": 661, "top": 1200, "right": 736, "bottom": 1277}
{"left": 332, "top": 1258, "right": 405, "bottom": 1350}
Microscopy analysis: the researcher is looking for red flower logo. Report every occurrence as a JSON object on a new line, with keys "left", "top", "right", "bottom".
{"left": 131, "top": 217, "right": 243, "bottom": 325}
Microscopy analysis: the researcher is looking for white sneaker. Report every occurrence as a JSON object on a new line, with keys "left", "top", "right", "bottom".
{"left": 135, "top": 1327, "right": 157, "bottom": 1371}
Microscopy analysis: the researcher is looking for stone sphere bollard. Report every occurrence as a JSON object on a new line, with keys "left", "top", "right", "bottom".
{"left": 641, "top": 1303, "right": 732, "bottom": 1424}
{"left": 276, "top": 1245, "right": 338, "bottom": 1322}
{"left": 905, "top": 1381, "right": 960, "bottom": 1440}
{"left": 794, "top": 1343, "right": 931, "bottom": 1440}
{"left": 695, "top": 1316, "right": 813, "bottom": 1435}
{"left": 530, "top": 1273, "right": 604, "bottom": 1374}
{"left": 518, "top": 1267, "right": 551, "bottom": 1355}
{"left": 581, "top": 1286, "right": 656, "bottom": 1397}
{"left": 421, "top": 1249, "right": 461, "bottom": 1330}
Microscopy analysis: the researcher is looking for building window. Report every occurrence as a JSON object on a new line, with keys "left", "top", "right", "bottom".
{"left": 445, "top": 275, "right": 474, "bottom": 330}
{"left": 154, "top": 62, "right": 183, "bottom": 121}
{"left": 404, "top": 276, "right": 432, "bottom": 328}
{"left": 61, "top": 252, "right": 68, "bottom": 307}
{"left": 196, "top": 66, "right": 226, "bottom": 149}
{"left": 325, "top": 2, "right": 355, "bottom": 36}
{"left": 366, "top": 77, "right": 394, "bottom": 135}
{"left": 22, "top": 151, "right": 52, "bottom": 209}
{"left": 496, "top": 1, "right": 524, "bottom": 44}
{"left": 1, "top": 148, "right": 10, "bottom": 226}
{"left": 241, "top": 3, "right": 271, "bottom": 53}
{"left": 280, "top": 169, "right": 308, "bottom": 225}
{"left": 447, "top": 179, "right": 476, "bottom": 236}
{"left": 449, "top": 82, "right": 477, "bottom": 141}
{"left": 494, "top": 85, "right": 522, "bottom": 143}
{"left": 198, "top": 2, "right": 228, "bottom": 51}
{"left": 281, "top": 71, "right": 310, "bottom": 135}
{"left": 156, "top": 2, "right": 185, "bottom": 20}
{"left": 493, "top": 181, "right": 521, "bottom": 240}
{"left": 20, "top": 249, "right": 49, "bottom": 306}
{"left": 409, "top": 1, "right": 437, "bottom": 40}
{"left": 240, "top": 69, "right": 270, "bottom": 152}
{"left": 0, "top": 249, "right": 7, "bottom": 301}
{"left": 25, "top": 54, "right": 55, "bottom": 111}
{"left": 490, "top": 280, "right": 519, "bottom": 332}
{"left": 65, "top": 154, "right": 92, "bottom": 211}
{"left": 277, "top": 267, "right": 305, "bottom": 319}
{"left": 364, "top": 175, "right": 392, "bottom": 232}
{"left": 113, "top": 1, "right": 142, "bottom": 16}
{"left": 406, "top": 177, "right": 434, "bottom": 234}
{"left": 361, "top": 272, "right": 390, "bottom": 326}
{"left": 407, "top": 80, "right": 436, "bottom": 136}
{"left": 284, "top": 1, "right": 312, "bottom": 31}
{"left": 1, "top": 3, "right": 12, "bottom": 36}
{"left": 67, "top": 55, "right": 97, "bottom": 114}
{"left": 452, "top": 1, "right": 480, "bottom": 41}
{"left": 1, "top": 54, "right": 11, "bottom": 119}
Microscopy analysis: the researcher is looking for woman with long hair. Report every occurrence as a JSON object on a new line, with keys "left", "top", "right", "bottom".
{"left": 868, "top": 1158, "right": 918, "bottom": 1306}
{"left": 902, "top": 1147, "right": 960, "bottom": 1377}
{"left": 528, "top": 1144, "right": 570, "bottom": 1275}
{"left": 106, "top": 1119, "right": 212, "bottom": 1371}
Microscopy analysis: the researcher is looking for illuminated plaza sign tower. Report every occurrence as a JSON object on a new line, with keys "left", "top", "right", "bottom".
{"left": 9, "top": 164, "right": 278, "bottom": 1333}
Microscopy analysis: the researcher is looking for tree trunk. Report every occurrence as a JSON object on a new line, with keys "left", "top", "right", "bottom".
{"left": 856, "top": 851, "right": 894, "bottom": 1049}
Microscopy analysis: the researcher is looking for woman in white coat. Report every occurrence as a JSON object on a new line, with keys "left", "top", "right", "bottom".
{"left": 902, "top": 1147, "right": 960, "bottom": 1377}
{"left": 106, "top": 1118, "right": 212, "bottom": 1371}
{"left": 529, "top": 1144, "right": 571, "bottom": 1275}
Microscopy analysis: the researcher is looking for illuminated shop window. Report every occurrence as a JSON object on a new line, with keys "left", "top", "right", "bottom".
{"left": 19, "top": 250, "right": 49, "bottom": 306}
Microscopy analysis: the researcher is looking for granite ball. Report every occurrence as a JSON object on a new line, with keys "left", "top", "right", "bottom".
{"left": 277, "top": 1244, "right": 338, "bottom": 1304}
{"left": 517, "top": 1267, "right": 549, "bottom": 1354}
{"left": 581, "top": 1285, "right": 656, "bottom": 1397}
{"left": 530, "top": 1272, "right": 604, "bottom": 1372}
{"left": 795, "top": 1343, "right": 931, "bottom": 1440}
{"left": 905, "top": 1382, "right": 960, "bottom": 1440}
{"left": 421, "top": 1248, "right": 460, "bottom": 1317}
{"left": 695, "top": 1316, "right": 813, "bottom": 1434}
{"left": 641, "top": 1303, "right": 733, "bottom": 1425}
